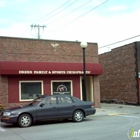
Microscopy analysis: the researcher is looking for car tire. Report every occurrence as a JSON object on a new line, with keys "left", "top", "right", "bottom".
{"left": 18, "top": 114, "right": 32, "bottom": 127}
{"left": 72, "top": 110, "right": 84, "bottom": 122}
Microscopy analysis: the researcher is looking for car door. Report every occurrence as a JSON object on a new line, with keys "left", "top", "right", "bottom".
{"left": 57, "top": 96, "right": 76, "bottom": 118}
{"left": 36, "top": 96, "right": 58, "bottom": 120}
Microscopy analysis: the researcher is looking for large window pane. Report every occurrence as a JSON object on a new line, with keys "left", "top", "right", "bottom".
{"left": 52, "top": 81, "right": 72, "bottom": 95}
{"left": 20, "top": 82, "right": 42, "bottom": 100}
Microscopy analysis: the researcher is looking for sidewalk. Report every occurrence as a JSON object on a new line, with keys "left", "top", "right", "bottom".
{"left": 95, "top": 103, "right": 140, "bottom": 116}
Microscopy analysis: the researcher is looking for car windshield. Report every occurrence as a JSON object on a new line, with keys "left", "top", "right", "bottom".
{"left": 26, "top": 96, "right": 45, "bottom": 106}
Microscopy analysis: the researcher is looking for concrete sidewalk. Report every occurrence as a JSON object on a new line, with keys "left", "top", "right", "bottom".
{"left": 95, "top": 103, "right": 140, "bottom": 116}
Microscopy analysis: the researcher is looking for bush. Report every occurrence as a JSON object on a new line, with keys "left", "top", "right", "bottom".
{"left": 0, "top": 104, "right": 4, "bottom": 112}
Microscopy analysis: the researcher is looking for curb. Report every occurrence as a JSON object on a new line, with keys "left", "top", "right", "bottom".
{"left": 94, "top": 112, "right": 140, "bottom": 117}
{"left": 108, "top": 113, "right": 129, "bottom": 116}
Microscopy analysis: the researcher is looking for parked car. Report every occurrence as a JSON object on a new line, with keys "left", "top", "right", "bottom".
{"left": 0, "top": 94, "right": 96, "bottom": 127}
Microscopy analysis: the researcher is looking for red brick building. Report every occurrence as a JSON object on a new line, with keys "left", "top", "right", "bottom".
{"left": 0, "top": 36, "right": 103, "bottom": 108}
{"left": 99, "top": 42, "right": 140, "bottom": 104}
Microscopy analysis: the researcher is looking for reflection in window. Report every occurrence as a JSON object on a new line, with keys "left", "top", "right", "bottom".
{"left": 58, "top": 96, "right": 73, "bottom": 104}
{"left": 43, "top": 96, "right": 57, "bottom": 105}
{"left": 20, "top": 81, "right": 43, "bottom": 100}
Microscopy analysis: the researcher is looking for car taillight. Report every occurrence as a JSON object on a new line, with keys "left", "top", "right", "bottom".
{"left": 91, "top": 103, "right": 94, "bottom": 108}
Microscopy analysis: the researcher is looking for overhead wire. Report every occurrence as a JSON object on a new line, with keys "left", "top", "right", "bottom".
{"left": 48, "top": 0, "right": 109, "bottom": 33}
{"left": 46, "top": 0, "right": 92, "bottom": 25}
{"left": 27, "top": 0, "right": 76, "bottom": 38}
{"left": 35, "top": 0, "right": 71, "bottom": 23}
{"left": 38, "top": 0, "right": 78, "bottom": 24}
{"left": 23, "top": 0, "right": 71, "bottom": 34}
{"left": 99, "top": 34, "right": 140, "bottom": 49}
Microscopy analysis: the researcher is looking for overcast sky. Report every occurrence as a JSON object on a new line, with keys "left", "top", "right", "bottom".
{"left": 0, "top": 0, "right": 140, "bottom": 54}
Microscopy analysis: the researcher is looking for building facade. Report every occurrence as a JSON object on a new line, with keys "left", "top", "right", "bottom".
{"left": 0, "top": 36, "right": 103, "bottom": 108}
{"left": 99, "top": 42, "right": 140, "bottom": 104}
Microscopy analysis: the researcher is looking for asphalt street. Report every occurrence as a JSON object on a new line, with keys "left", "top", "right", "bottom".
{"left": 0, "top": 103, "right": 140, "bottom": 140}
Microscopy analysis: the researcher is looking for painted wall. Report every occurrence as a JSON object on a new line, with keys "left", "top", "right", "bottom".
{"left": 8, "top": 75, "right": 80, "bottom": 106}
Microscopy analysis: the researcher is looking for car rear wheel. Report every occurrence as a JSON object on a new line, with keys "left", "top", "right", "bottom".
{"left": 73, "top": 110, "right": 84, "bottom": 122}
{"left": 18, "top": 114, "right": 32, "bottom": 127}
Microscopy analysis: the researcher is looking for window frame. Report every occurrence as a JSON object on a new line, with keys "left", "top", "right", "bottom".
{"left": 51, "top": 80, "right": 73, "bottom": 96}
{"left": 19, "top": 81, "right": 44, "bottom": 101}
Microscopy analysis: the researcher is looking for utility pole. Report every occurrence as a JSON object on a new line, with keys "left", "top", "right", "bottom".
{"left": 30, "top": 24, "right": 46, "bottom": 39}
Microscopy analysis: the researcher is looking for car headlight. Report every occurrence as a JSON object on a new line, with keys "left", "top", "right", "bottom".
{"left": 3, "top": 112, "right": 11, "bottom": 116}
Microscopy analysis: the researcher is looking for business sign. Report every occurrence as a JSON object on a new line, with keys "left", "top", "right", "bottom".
{"left": 52, "top": 82, "right": 71, "bottom": 95}
{"left": 19, "top": 70, "right": 91, "bottom": 75}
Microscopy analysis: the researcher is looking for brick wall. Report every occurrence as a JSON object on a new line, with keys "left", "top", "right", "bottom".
{"left": 93, "top": 76, "right": 101, "bottom": 107}
{"left": 0, "top": 37, "right": 98, "bottom": 62}
{"left": 0, "top": 36, "right": 100, "bottom": 107}
{"left": 0, "top": 76, "right": 8, "bottom": 107}
{"left": 99, "top": 43, "right": 138, "bottom": 104}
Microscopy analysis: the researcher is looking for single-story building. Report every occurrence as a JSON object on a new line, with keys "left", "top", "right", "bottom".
{"left": 0, "top": 36, "right": 103, "bottom": 108}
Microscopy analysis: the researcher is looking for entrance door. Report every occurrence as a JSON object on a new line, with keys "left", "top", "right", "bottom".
{"left": 80, "top": 76, "right": 94, "bottom": 101}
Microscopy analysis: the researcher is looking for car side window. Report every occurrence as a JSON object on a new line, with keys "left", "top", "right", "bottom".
{"left": 71, "top": 97, "right": 79, "bottom": 102}
{"left": 43, "top": 96, "right": 57, "bottom": 105}
{"left": 59, "top": 96, "right": 73, "bottom": 104}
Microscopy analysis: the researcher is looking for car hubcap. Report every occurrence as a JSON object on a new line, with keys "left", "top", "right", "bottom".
{"left": 75, "top": 112, "right": 83, "bottom": 121}
{"left": 21, "top": 116, "right": 30, "bottom": 126}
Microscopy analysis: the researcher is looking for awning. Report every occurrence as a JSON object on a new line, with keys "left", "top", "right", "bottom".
{"left": 0, "top": 61, "right": 103, "bottom": 75}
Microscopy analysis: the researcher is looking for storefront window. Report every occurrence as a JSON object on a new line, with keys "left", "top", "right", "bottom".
{"left": 52, "top": 81, "right": 72, "bottom": 95}
{"left": 19, "top": 81, "right": 43, "bottom": 101}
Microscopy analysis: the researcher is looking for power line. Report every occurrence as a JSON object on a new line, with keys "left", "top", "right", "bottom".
{"left": 35, "top": 0, "right": 71, "bottom": 23}
{"left": 99, "top": 34, "right": 140, "bottom": 49}
{"left": 28, "top": 1, "right": 78, "bottom": 39}
{"left": 46, "top": 0, "right": 92, "bottom": 25}
{"left": 48, "top": 0, "right": 109, "bottom": 33}
{"left": 22, "top": 1, "right": 71, "bottom": 36}
{"left": 38, "top": 0, "right": 78, "bottom": 24}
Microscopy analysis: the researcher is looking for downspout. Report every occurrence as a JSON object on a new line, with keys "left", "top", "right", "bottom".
{"left": 135, "top": 42, "right": 140, "bottom": 105}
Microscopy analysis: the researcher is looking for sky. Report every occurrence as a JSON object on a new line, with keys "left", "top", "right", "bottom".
{"left": 0, "top": 0, "right": 140, "bottom": 54}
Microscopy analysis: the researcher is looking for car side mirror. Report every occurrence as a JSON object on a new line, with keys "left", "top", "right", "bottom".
{"left": 40, "top": 103, "right": 45, "bottom": 107}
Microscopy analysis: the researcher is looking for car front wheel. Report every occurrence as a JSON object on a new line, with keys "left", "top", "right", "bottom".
{"left": 18, "top": 114, "right": 32, "bottom": 127}
{"left": 73, "top": 110, "right": 84, "bottom": 122}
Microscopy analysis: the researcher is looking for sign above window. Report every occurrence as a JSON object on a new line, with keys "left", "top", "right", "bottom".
{"left": 18, "top": 70, "right": 91, "bottom": 75}
{"left": 0, "top": 61, "right": 103, "bottom": 75}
